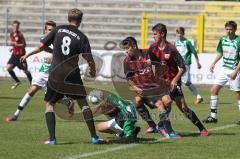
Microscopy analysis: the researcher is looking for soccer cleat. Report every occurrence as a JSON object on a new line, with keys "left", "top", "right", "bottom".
{"left": 43, "top": 139, "right": 57, "bottom": 145}
{"left": 144, "top": 126, "right": 157, "bottom": 134}
{"left": 11, "top": 82, "right": 21, "bottom": 89}
{"left": 67, "top": 100, "right": 75, "bottom": 117}
{"left": 194, "top": 98, "right": 204, "bottom": 104}
{"left": 6, "top": 114, "right": 18, "bottom": 122}
{"left": 202, "top": 116, "right": 218, "bottom": 123}
{"left": 133, "top": 126, "right": 141, "bottom": 138}
{"left": 158, "top": 128, "right": 170, "bottom": 138}
{"left": 92, "top": 137, "right": 108, "bottom": 144}
{"left": 168, "top": 132, "right": 182, "bottom": 138}
{"left": 200, "top": 129, "right": 209, "bottom": 136}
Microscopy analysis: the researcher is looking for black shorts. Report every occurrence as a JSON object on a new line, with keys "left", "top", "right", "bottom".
{"left": 170, "top": 85, "right": 184, "bottom": 99}
{"left": 141, "top": 86, "right": 170, "bottom": 109}
{"left": 44, "top": 82, "right": 87, "bottom": 104}
{"left": 7, "top": 54, "right": 28, "bottom": 70}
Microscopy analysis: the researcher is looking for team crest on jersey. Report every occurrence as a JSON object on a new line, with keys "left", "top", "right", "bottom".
{"left": 165, "top": 53, "right": 170, "bottom": 60}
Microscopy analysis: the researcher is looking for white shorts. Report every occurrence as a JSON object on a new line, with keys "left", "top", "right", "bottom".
{"left": 181, "top": 64, "right": 191, "bottom": 84}
{"left": 107, "top": 118, "right": 123, "bottom": 134}
{"left": 31, "top": 72, "right": 49, "bottom": 88}
{"left": 214, "top": 68, "right": 240, "bottom": 91}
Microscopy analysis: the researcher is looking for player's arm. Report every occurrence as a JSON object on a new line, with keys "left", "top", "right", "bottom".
{"left": 187, "top": 41, "right": 201, "bottom": 69}
{"left": 127, "top": 79, "right": 143, "bottom": 96}
{"left": 210, "top": 39, "right": 224, "bottom": 73}
{"left": 81, "top": 37, "right": 96, "bottom": 77}
{"left": 91, "top": 100, "right": 108, "bottom": 115}
{"left": 210, "top": 53, "right": 222, "bottom": 73}
{"left": 123, "top": 60, "right": 143, "bottom": 95}
{"left": 171, "top": 50, "right": 186, "bottom": 90}
{"left": 20, "top": 43, "right": 52, "bottom": 62}
{"left": 231, "top": 62, "right": 240, "bottom": 80}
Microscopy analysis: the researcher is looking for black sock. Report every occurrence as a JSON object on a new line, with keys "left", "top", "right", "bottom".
{"left": 136, "top": 103, "right": 156, "bottom": 128}
{"left": 158, "top": 110, "right": 173, "bottom": 132}
{"left": 184, "top": 108, "right": 205, "bottom": 131}
{"left": 82, "top": 106, "right": 98, "bottom": 138}
{"left": 24, "top": 71, "right": 32, "bottom": 83}
{"left": 9, "top": 70, "right": 20, "bottom": 83}
{"left": 45, "top": 112, "right": 56, "bottom": 141}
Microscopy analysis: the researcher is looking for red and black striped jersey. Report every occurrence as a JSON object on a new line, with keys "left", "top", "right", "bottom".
{"left": 10, "top": 31, "right": 26, "bottom": 56}
{"left": 147, "top": 42, "right": 185, "bottom": 85}
{"left": 123, "top": 50, "right": 159, "bottom": 88}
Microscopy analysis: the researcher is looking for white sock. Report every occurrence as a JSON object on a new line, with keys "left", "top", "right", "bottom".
{"left": 210, "top": 95, "right": 218, "bottom": 119}
{"left": 188, "top": 84, "right": 202, "bottom": 99}
{"left": 238, "top": 100, "right": 240, "bottom": 111}
{"left": 108, "top": 120, "right": 123, "bottom": 135}
{"left": 14, "top": 93, "right": 31, "bottom": 116}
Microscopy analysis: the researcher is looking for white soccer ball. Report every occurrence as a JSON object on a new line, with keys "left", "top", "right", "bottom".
{"left": 87, "top": 89, "right": 104, "bottom": 104}
{"left": 87, "top": 95, "right": 99, "bottom": 104}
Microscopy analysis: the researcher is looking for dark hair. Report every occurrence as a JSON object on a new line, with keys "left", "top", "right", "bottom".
{"left": 12, "top": 20, "right": 20, "bottom": 26}
{"left": 225, "top": 21, "right": 237, "bottom": 31}
{"left": 152, "top": 23, "right": 167, "bottom": 38}
{"left": 68, "top": 8, "right": 83, "bottom": 23}
{"left": 45, "top": 21, "right": 56, "bottom": 30}
{"left": 176, "top": 27, "right": 185, "bottom": 35}
{"left": 121, "top": 36, "right": 138, "bottom": 49}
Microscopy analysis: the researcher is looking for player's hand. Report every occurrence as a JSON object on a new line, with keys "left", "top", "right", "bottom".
{"left": 197, "top": 62, "right": 202, "bottom": 69}
{"left": 133, "top": 86, "right": 143, "bottom": 96}
{"left": 9, "top": 48, "right": 13, "bottom": 53}
{"left": 10, "top": 41, "right": 17, "bottom": 46}
{"left": 20, "top": 55, "right": 27, "bottom": 63}
{"left": 170, "top": 79, "right": 177, "bottom": 91}
{"left": 210, "top": 64, "right": 215, "bottom": 73}
{"left": 230, "top": 70, "right": 238, "bottom": 80}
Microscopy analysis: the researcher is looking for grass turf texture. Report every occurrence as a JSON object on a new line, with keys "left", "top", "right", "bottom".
{"left": 0, "top": 79, "right": 240, "bottom": 159}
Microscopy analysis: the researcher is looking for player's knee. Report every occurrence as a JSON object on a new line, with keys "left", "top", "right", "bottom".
{"left": 45, "top": 103, "right": 55, "bottom": 112}
{"left": 6, "top": 67, "right": 12, "bottom": 72}
{"left": 210, "top": 86, "right": 219, "bottom": 95}
{"left": 162, "top": 95, "right": 172, "bottom": 107}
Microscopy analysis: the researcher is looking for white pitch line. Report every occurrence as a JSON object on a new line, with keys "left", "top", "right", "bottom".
{"left": 64, "top": 124, "right": 239, "bottom": 159}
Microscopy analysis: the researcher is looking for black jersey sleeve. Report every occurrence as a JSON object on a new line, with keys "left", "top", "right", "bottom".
{"left": 41, "top": 27, "right": 57, "bottom": 46}
{"left": 173, "top": 48, "right": 185, "bottom": 69}
{"left": 80, "top": 35, "right": 91, "bottom": 54}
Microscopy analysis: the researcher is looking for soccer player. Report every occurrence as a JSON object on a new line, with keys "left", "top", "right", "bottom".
{"left": 203, "top": 21, "right": 240, "bottom": 123}
{"left": 122, "top": 37, "right": 176, "bottom": 138}
{"left": 5, "top": 21, "right": 74, "bottom": 122}
{"left": 174, "top": 27, "right": 203, "bottom": 104}
{"left": 89, "top": 90, "right": 141, "bottom": 143}
{"left": 36, "top": 8, "right": 106, "bottom": 144}
{"left": 6, "top": 20, "right": 32, "bottom": 89}
{"left": 148, "top": 23, "right": 208, "bottom": 136}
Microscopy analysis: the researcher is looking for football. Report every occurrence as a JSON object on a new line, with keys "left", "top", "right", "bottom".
{"left": 87, "top": 95, "right": 100, "bottom": 104}
{"left": 87, "top": 89, "right": 104, "bottom": 104}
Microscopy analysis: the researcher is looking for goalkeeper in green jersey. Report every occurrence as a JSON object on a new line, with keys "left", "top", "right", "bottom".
{"left": 174, "top": 27, "right": 203, "bottom": 104}
{"left": 89, "top": 90, "right": 140, "bottom": 143}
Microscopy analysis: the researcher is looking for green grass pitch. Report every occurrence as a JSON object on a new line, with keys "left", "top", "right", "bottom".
{"left": 0, "top": 79, "right": 240, "bottom": 159}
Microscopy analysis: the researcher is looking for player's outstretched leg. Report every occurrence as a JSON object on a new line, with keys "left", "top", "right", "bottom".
{"left": 6, "top": 85, "right": 40, "bottom": 122}
{"left": 6, "top": 93, "right": 32, "bottom": 122}
{"left": 44, "top": 103, "right": 57, "bottom": 145}
{"left": 185, "top": 81, "right": 203, "bottom": 104}
{"left": 77, "top": 99, "right": 107, "bottom": 144}
{"left": 134, "top": 100, "right": 157, "bottom": 134}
